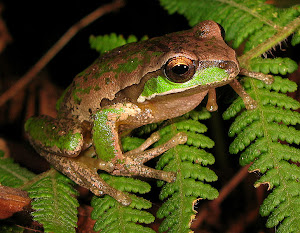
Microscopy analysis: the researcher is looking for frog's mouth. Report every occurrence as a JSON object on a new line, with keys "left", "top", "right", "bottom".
{"left": 137, "top": 60, "right": 239, "bottom": 103}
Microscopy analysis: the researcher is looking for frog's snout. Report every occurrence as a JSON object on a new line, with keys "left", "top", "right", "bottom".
{"left": 218, "top": 60, "right": 240, "bottom": 78}
{"left": 199, "top": 60, "right": 239, "bottom": 78}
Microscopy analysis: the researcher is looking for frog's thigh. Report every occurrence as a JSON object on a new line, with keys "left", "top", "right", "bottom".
{"left": 25, "top": 115, "right": 83, "bottom": 157}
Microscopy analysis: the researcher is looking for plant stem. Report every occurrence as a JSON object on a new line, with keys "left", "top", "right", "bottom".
{"left": 238, "top": 17, "right": 300, "bottom": 67}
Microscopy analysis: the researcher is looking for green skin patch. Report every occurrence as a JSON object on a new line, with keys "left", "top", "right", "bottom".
{"left": 25, "top": 117, "right": 82, "bottom": 152}
{"left": 138, "top": 67, "right": 229, "bottom": 102}
{"left": 93, "top": 108, "right": 124, "bottom": 161}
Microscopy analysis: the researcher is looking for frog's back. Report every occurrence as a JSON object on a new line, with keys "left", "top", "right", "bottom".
{"left": 57, "top": 40, "right": 167, "bottom": 122}
{"left": 57, "top": 21, "right": 237, "bottom": 122}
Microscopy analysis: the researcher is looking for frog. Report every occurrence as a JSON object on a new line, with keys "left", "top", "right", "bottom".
{"left": 25, "top": 20, "right": 273, "bottom": 205}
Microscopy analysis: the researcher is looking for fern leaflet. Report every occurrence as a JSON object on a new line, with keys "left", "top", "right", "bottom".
{"left": 223, "top": 76, "right": 300, "bottom": 233}
{"left": 90, "top": 33, "right": 148, "bottom": 54}
{"left": 91, "top": 173, "right": 155, "bottom": 233}
{"left": 250, "top": 57, "right": 298, "bottom": 75}
{"left": 0, "top": 150, "right": 35, "bottom": 188}
{"left": 26, "top": 169, "right": 79, "bottom": 233}
{"left": 155, "top": 109, "right": 218, "bottom": 232}
{"left": 160, "top": 0, "right": 300, "bottom": 54}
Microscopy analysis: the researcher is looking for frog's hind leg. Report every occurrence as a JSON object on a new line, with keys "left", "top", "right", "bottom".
{"left": 25, "top": 115, "right": 84, "bottom": 157}
{"left": 41, "top": 151, "right": 131, "bottom": 206}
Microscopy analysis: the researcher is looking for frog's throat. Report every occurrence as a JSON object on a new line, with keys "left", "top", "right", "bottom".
{"left": 137, "top": 67, "right": 230, "bottom": 103}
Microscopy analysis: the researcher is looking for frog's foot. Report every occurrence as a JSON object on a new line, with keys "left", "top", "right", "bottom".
{"left": 111, "top": 132, "right": 188, "bottom": 182}
{"left": 239, "top": 68, "right": 274, "bottom": 84}
{"left": 41, "top": 151, "right": 131, "bottom": 206}
{"left": 230, "top": 68, "right": 274, "bottom": 110}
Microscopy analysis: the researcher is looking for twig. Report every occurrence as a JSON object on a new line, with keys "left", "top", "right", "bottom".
{"left": 0, "top": 0, "right": 125, "bottom": 107}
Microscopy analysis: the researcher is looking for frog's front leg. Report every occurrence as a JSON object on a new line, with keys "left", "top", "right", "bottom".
{"left": 92, "top": 104, "right": 187, "bottom": 182}
{"left": 117, "top": 131, "right": 188, "bottom": 181}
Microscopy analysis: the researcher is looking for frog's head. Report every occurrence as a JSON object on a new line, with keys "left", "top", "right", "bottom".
{"left": 137, "top": 20, "right": 240, "bottom": 103}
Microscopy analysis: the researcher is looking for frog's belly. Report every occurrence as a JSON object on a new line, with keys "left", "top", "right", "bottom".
{"left": 120, "top": 90, "right": 208, "bottom": 130}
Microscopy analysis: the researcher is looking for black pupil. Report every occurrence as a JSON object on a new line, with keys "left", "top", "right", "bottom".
{"left": 172, "top": 64, "right": 189, "bottom": 75}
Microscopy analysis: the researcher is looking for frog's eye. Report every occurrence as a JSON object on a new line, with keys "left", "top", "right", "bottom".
{"left": 164, "top": 56, "right": 196, "bottom": 83}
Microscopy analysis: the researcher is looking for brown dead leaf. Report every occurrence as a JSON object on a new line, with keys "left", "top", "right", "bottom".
{"left": 77, "top": 205, "right": 97, "bottom": 233}
{"left": 0, "top": 185, "right": 31, "bottom": 219}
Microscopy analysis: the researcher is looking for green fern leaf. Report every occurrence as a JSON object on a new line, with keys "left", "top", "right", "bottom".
{"left": 26, "top": 169, "right": 79, "bottom": 233}
{"left": 121, "top": 137, "right": 145, "bottom": 152}
{"left": 100, "top": 173, "right": 151, "bottom": 194}
{"left": 160, "top": 0, "right": 300, "bottom": 52}
{"left": 156, "top": 109, "right": 218, "bottom": 232}
{"left": 224, "top": 76, "right": 300, "bottom": 121}
{"left": 0, "top": 151, "right": 35, "bottom": 188}
{"left": 291, "top": 28, "right": 300, "bottom": 46}
{"left": 240, "top": 138, "right": 300, "bottom": 166}
{"left": 91, "top": 174, "right": 155, "bottom": 233}
{"left": 157, "top": 146, "right": 215, "bottom": 169}
{"left": 89, "top": 33, "right": 147, "bottom": 54}
{"left": 250, "top": 57, "right": 298, "bottom": 75}
{"left": 243, "top": 76, "right": 298, "bottom": 93}
{"left": 183, "top": 108, "right": 211, "bottom": 120}
{"left": 260, "top": 180, "right": 300, "bottom": 232}
{"left": 224, "top": 75, "right": 300, "bottom": 232}
{"left": 254, "top": 161, "right": 299, "bottom": 189}
{"left": 159, "top": 119, "right": 208, "bottom": 135}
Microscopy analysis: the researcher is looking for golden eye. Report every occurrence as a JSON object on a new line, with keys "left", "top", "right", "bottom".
{"left": 164, "top": 56, "right": 196, "bottom": 83}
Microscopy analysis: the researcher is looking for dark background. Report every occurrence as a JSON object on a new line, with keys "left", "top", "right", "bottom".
{"left": 1, "top": 0, "right": 188, "bottom": 87}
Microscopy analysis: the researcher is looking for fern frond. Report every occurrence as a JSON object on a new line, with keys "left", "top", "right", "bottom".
{"left": 156, "top": 109, "right": 218, "bottom": 232}
{"left": 183, "top": 108, "right": 211, "bottom": 120}
{"left": 291, "top": 28, "right": 300, "bottom": 46}
{"left": 223, "top": 77, "right": 300, "bottom": 232}
{"left": 243, "top": 76, "right": 298, "bottom": 93}
{"left": 160, "top": 119, "right": 208, "bottom": 135}
{"left": 249, "top": 57, "right": 298, "bottom": 75}
{"left": 223, "top": 76, "right": 300, "bottom": 120}
{"left": 160, "top": 0, "right": 300, "bottom": 54}
{"left": 89, "top": 33, "right": 147, "bottom": 54}
{"left": 91, "top": 173, "right": 155, "bottom": 233}
{"left": 0, "top": 151, "right": 35, "bottom": 188}
{"left": 26, "top": 169, "right": 79, "bottom": 233}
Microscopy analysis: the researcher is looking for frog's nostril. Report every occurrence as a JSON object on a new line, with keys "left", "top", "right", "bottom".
{"left": 218, "top": 61, "right": 239, "bottom": 76}
{"left": 218, "top": 61, "right": 228, "bottom": 69}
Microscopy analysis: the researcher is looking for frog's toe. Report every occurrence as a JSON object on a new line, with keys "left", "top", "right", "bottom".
{"left": 114, "top": 192, "right": 132, "bottom": 206}
{"left": 124, "top": 164, "right": 176, "bottom": 183}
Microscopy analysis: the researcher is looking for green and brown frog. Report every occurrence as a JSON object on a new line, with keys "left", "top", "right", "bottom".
{"left": 25, "top": 21, "right": 272, "bottom": 205}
